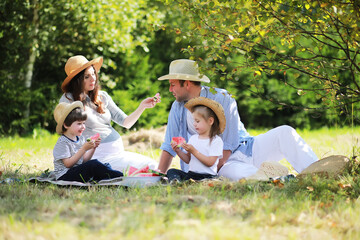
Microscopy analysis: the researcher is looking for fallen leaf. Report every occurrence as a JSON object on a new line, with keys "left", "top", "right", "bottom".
{"left": 338, "top": 183, "right": 352, "bottom": 189}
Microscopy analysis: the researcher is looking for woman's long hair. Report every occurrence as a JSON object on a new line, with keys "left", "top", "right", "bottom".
{"left": 64, "top": 66, "right": 105, "bottom": 114}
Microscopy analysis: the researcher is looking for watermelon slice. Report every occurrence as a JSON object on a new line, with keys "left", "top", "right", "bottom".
{"left": 153, "top": 93, "right": 161, "bottom": 103}
{"left": 171, "top": 136, "right": 186, "bottom": 147}
{"left": 124, "top": 165, "right": 163, "bottom": 177}
{"left": 87, "top": 133, "right": 100, "bottom": 142}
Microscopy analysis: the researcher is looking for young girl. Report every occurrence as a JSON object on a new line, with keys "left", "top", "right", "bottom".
{"left": 53, "top": 101, "right": 123, "bottom": 182}
{"left": 166, "top": 97, "right": 225, "bottom": 182}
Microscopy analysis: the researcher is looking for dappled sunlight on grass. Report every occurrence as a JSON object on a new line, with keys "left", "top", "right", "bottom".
{"left": 1, "top": 127, "right": 360, "bottom": 239}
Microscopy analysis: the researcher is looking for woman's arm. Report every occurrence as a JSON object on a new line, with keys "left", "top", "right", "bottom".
{"left": 122, "top": 97, "right": 157, "bottom": 129}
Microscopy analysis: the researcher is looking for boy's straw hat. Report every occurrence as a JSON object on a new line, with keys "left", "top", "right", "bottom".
{"left": 62, "top": 55, "right": 103, "bottom": 92}
{"left": 158, "top": 59, "right": 210, "bottom": 83}
{"left": 54, "top": 101, "right": 84, "bottom": 134}
{"left": 185, "top": 97, "right": 226, "bottom": 133}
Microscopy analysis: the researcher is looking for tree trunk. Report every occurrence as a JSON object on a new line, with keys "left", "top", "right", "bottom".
{"left": 24, "top": 0, "right": 39, "bottom": 128}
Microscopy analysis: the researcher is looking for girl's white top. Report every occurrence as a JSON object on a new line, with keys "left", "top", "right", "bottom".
{"left": 188, "top": 134, "right": 223, "bottom": 175}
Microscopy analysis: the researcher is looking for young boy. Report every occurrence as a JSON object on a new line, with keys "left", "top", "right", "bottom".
{"left": 53, "top": 101, "right": 123, "bottom": 182}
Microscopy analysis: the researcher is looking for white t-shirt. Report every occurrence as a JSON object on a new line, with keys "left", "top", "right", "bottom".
{"left": 188, "top": 134, "right": 223, "bottom": 175}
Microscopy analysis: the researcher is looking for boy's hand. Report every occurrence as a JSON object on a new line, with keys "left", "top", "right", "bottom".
{"left": 83, "top": 141, "right": 95, "bottom": 151}
{"left": 94, "top": 137, "right": 101, "bottom": 148}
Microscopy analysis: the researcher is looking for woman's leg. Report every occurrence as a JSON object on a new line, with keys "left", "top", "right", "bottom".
{"left": 99, "top": 151, "right": 158, "bottom": 173}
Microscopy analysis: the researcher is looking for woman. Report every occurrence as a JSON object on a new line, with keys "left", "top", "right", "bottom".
{"left": 59, "top": 55, "right": 160, "bottom": 172}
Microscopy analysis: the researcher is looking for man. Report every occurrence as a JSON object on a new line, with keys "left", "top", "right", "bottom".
{"left": 157, "top": 59, "right": 318, "bottom": 180}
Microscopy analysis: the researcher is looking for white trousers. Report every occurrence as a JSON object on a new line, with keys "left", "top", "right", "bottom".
{"left": 218, "top": 125, "right": 318, "bottom": 181}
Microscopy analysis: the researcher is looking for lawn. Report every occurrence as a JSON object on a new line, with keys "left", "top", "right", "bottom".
{"left": 0, "top": 127, "right": 360, "bottom": 239}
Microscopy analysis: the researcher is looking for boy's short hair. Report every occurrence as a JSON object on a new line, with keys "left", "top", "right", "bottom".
{"left": 62, "top": 108, "right": 87, "bottom": 133}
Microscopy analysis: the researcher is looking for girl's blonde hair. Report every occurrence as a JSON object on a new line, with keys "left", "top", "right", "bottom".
{"left": 192, "top": 105, "right": 221, "bottom": 141}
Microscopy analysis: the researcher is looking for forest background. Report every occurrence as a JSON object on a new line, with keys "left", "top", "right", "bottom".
{"left": 1, "top": 0, "right": 359, "bottom": 136}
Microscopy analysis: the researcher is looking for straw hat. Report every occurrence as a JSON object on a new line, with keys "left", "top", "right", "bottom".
{"left": 297, "top": 155, "right": 350, "bottom": 178}
{"left": 54, "top": 101, "right": 84, "bottom": 134}
{"left": 158, "top": 59, "right": 210, "bottom": 83}
{"left": 185, "top": 97, "right": 226, "bottom": 133}
{"left": 61, "top": 55, "right": 103, "bottom": 92}
{"left": 246, "top": 161, "right": 289, "bottom": 181}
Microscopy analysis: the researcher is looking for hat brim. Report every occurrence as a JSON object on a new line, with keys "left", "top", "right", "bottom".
{"left": 185, "top": 97, "right": 226, "bottom": 133}
{"left": 158, "top": 73, "right": 210, "bottom": 83}
{"left": 298, "top": 155, "right": 350, "bottom": 178}
{"left": 246, "top": 161, "right": 289, "bottom": 181}
{"left": 56, "top": 101, "right": 84, "bottom": 134}
{"left": 61, "top": 57, "right": 103, "bottom": 92}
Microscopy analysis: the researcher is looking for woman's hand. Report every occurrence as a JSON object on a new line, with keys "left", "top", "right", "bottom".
{"left": 139, "top": 96, "right": 160, "bottom": 109}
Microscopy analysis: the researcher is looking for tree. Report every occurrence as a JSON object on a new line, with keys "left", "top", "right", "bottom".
{"left": 0, "top": 0, "right": 178, "bottom": 134}
{"left": 165, "top": 0, "right": 360, "bottom": 126}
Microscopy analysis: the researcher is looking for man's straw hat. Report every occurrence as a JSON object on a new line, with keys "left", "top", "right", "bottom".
{"left": 62, "top": 55, "right": 103, "bottom": 92}
{"left": 158, "top": 59, "right": 210, "bottom": 83}
{"left": 185, "top": 97, "right": 226, "bottom": 133}
{"left": 298, "top": 155, "right": 350, "bottom": 178}
{"left": 54, "top": 101, "right": 84, "bottom": 134}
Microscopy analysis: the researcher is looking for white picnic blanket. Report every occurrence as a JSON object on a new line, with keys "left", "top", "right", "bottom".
{"left": 28, "top": 171, "right": 162, "bottom": 187}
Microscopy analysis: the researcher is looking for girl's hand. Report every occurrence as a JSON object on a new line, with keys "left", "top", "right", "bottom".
{"left": 171, "top": 141, "right": 180, "bottom": 152}
{"left": 181, "top": 143, "right": 194, "bottom": 154}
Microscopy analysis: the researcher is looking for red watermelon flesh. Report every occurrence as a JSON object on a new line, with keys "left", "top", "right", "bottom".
{"left": 171, "top": 137, "right": 186, "bottom": 147}
{"left": 87, "top": 133, "right": 100, "bottom": 142}
{"left": 126, "top": 166, "right": 160, "bottom": 177}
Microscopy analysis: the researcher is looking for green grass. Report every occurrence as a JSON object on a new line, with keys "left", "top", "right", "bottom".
{"left": 1, "top": 127, "right": 360, "bottom": 239}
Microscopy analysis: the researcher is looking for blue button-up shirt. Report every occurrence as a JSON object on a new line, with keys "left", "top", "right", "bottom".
{"left": 160, "top": 86, "right": 254, "bottom": 171}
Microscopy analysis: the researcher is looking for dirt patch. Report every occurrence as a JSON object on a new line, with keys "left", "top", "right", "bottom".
{"left": 122, "top": 126, "right": 166, "bottom": 152}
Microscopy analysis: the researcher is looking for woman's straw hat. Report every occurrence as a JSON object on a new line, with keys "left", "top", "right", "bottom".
{"left": 54, "top": 101, "right": 84, "bottom": 134}
{"left": 185, "top": 97, "right": 226, "bottom": 133}
{"left": 158, "top": 59, "right": 210, "bottom": 83}
{"left": 62, "top": 55, "right": 103, "bottom": 92}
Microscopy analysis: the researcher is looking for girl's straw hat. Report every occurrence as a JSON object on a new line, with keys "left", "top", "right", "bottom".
{"left": 185, "top": 97, "right": 226, "bottom": 133}
{"left": 62, "top": 55, "right": 103, "bottom": 92}
{"left": 158, "top": 59, "right": 210, "bottom": 83}
{"left": 54, "top": 101, "right": 84, "bottom": 134}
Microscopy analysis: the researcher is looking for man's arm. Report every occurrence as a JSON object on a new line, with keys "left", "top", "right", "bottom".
{"left": 158, "top": 150, "right": 174, "bottom": 173}
{"left": 217, "top": 149, "right": 232, "bottom": 172}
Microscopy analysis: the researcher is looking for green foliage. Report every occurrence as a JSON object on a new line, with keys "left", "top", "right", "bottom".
{"left": 166, "top": 0, "right": 360, "bottom": 128}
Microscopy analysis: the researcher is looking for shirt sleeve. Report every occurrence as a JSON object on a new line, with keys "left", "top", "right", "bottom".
{"left": 101, "top": 91, "right": 128, "bottom": 126}
{"left": 53, "top": 139, "right": 72, "bottom": 161}
{"left": 160, "top": 101, "right": 181, "bottom": 157}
